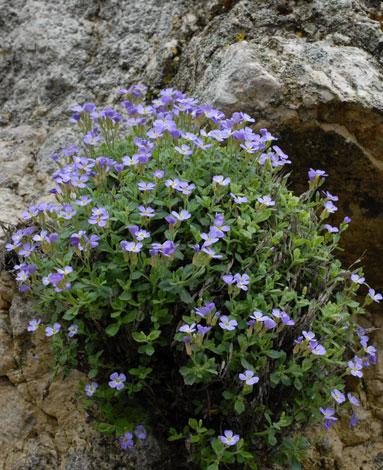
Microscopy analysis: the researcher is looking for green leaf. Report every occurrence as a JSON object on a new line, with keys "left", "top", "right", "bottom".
{"left": 189, "top": 418, "right": 198, "bottom": 430}
{"left": 180, "top": 289, "right": 192, "bottom": 304}
{"left": 132, "top": 331, "right": 147, "bottom": 343}
{"left": 105, "top": 323, "right": 120, "bottom": 337}
{"left": 88, "top": 368, "right": 98, "bottom": 379}
{"left": 234, "top": 399, "right": 245, "bottom": 414}
{"left": 95, "top": 422, "right": 115, "bottom": 434}
{"left": 294, "top": 377, "right": 302, "bottom": 390}
{"left": 266, "top": 350, "right": 286, "bottom": 359}
{"left": 207, "top": 464, "right": 219, "bottom": 470}
{"left": 147, "top": 329, "right": 161, "bottom": 341}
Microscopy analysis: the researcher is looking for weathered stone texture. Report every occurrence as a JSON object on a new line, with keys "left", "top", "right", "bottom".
{"left": 1, "top": 0, "right": 383, "bottom": 468}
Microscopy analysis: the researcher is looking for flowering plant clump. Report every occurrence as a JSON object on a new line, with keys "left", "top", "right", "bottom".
{"left": 9, "top": 85, "right": 379, "bottom": 470}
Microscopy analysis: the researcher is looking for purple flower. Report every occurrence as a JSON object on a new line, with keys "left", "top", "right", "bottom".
{"left": 176, "top": 181, "right": 195, "bottom": 196}
{"left": 122, "top": 155, "right": 139, "bottom": 166}
{"left": 45, "top": 323, "right": 61, "bottom": 337}
{"left": 351, "top": 274, "right": 365, "bottom": 284}
{"left": 135, "top": 425, "right": 147, "bottom": 439}
{"left": 280, "top": 312, "right": 295, "bottom": 326}
{"left": 179, "top": 323, "right": 196, "bottom": 334}
{"left": 19, "top": 243, "right": 35, "bottom": 258}
{"left": 84, "top": 133, "right": 101, "bottom": 146}
{"left": 136, "top": 229, "right": 150, "bottom": 241}
{"left": 59, "top": 204, "right": 77, "bottom": 220}
{"left": 324, "top": 200, "right": 338, "bottom": 213}
{"left": 258, "top": 196, "right": 275, "bottom": 206}
{"left": 222, "top": 274, "right": 235, "bottom": 285}
{"left": 171, "top": 209, "right": 191, "bottom": 221}
{"left": 200, "top": 232, "right": 219, "bottom": 247}
{"left": 349, "top": 411, "right": 358, "bottom": 428}
{"left": 310, "top": 342, "right": 326, "bottom": 356}
{"left": 138, "top": 181, "right": 156, "bottom": 192}
{"left": 138, "top": 206, "right": 155, "bottom": 217}
{"left": 302, "top": 331, "right": 315, "bottom": 341}
{"left": 109, "top": 372, "right": 126, "bottom": 390}
{"left": 197, "top": 325, "right": 212, "bottom": 335}
{"left": 21, "top": 205, "right": 38, "bottom": 220}
{"left": 230, "top": 193, "right": 248, "bottom": 204}
{"left": 85, "top": 382, "right": 98, "bottom": 396}
{"left": 263, "top": 317, "right": 277, "bottom": 329}
{"left": 88, "top": 207, "right": 109, "bottom": 227}
{"left": 249, "top": 311, "right": 266, "bottom": 323}
{"left": 319, "top": 407, "right": 337, "bottom": 422}
{"left": 213, "top": 175, "right": 231, "bottom": 186}
{"left": 308, "top": 168, "right": 328, "bottom": 181}
{"left": 16, "top": 270, "right": 29, "bottom": 282}
{"left": 165, "top": 216, "right": 177, "bottom": 225}
{"left": 175, "top": 144, "right": 193, "bottom": 156}
{"left": 123, "top": 242, "right": 143, "bottom": 253}
{"left": 219, "top": 316, "right": 238, "bottom": 331}
{"left": 331, "top": 389, "right": 345, "bottom": 404}
{"left": 153, "top": 170, "right": 164, "bottom": 178}
{"left": 120, "top": 431, "right": 134, "bottom": 449}
{"left": 348, "top": 357, "right": 363, "bottom": 377}
{"left": 347, "top": 393, "right": 360, "bottom": 407}
{"left": 218, "top": 430, "right": 240, "bottom": 446}
{"left": 363, "top": 345, "right": 376, "bottom": 356}
{"left": 344, "top": 216, "right": 352, "bottom": 223}
{"left": 323, "top": 191, "right": 338, "bottom": 201}
{"left": 324, "top": 224, "right": 339, "bottom": 233}
{"left": 27, "top": 318, "right": 41, "bottom": 332}
{"left": 368, "top": 288, "right": 382, "bottom": 303}
{"left": 57, "top": 266, "right": 73, "bottom": 276}
{"left": 162, "top": 240, "right": 179, "bottom": 258}
{"left": 68, "top": 324, "right": 79, "bottom": 337}
{"left": 239, "top": 370, "right": 259, "bottom": 386}
{"left": 202, "top": 247, "right": 223, "bottom": 259}
{"left": 165, "top": 178, "right": 181, "bottom": 189}
{"left": 208, "top": 129, "right": 229, "bottom": 141}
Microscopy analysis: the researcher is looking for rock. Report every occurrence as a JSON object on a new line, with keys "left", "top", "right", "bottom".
{"left": 2, "top": 0, "right": 383, "bottom": 468}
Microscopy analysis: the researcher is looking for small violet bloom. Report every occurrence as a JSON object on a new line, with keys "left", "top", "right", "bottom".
{"left": 347, "top": 393, "right": 360, "bottom": 407}
{"left": 135, "top": 425, "right": 147, "bottom": 439}
{"left": 27, "top": 318, "right": 41, "bottom": 332}
{"left": 351, "top": 274, "right": 365, "bottom": 284}
{"left": 68, "top": 324, "right": 79, "bottom": 337}
{"left": 179, "top": 323, "right": 196, "bottom": 334}
{"left": 230, "top": 193, "right": 248, "bottom": 204}
{"left": 109, "top": 372, "right": 126, "bottom": 390}
{"left": 331, "top": 389, "right": 345, "bottom": 404}
{"left": 138, "top": 181, "right": 156, "bottom": 192}
{"left": 308, "top": 168, "right": 328, "bottom": 181}
{"left": 85, "top": 382, "right": 98, "bottom": 396}
{"left": 348, "top": 357, "right": 363, "bottom": 377}
{"left": 213, "top": 175, "right": 231, "bottom": 186}
{"left": 138, "top": 206, "right": 155, "bottom": 217}
{"left": 324, "top": 200, "right": 338, "bottom": 213}
{"left": 349, "top": 411, "right": 358, "bottom": 428}
{"left": 45, "top": 322, "right": 61, "bottom": 337}
{"left": 219, "top": 315, "right": 238, "bottom": 331}
{"left": 368, "top": 288, "right": 382, "bottom": 303}
{"left": 218, "top": 430, "right": 240, "bottom": 446}
{"left": 324, "top": 224, "right": 339, "bottom": 233}
{"left": 310, "top": 341, "right": 326, "bottom": 356}
{"left": 258, "top": 196, "right": 275, "bottom": 206}
{"left": 239, "top": 370, "right": 259, "bottom": 386}
{"left": 171, "top": 209, "right": 191, "bottom": 221}
{"left": 120, "top": 432, "right": 134, "bottom": 449}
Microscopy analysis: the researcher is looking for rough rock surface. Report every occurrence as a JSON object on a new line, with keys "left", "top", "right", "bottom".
{"left": 1, "top": 0, "right": 383, "bottom": 468}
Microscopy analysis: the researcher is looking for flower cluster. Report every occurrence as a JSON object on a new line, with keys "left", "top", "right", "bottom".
{"left": 11, "top": 84, "right": 379, "bottom": 469}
